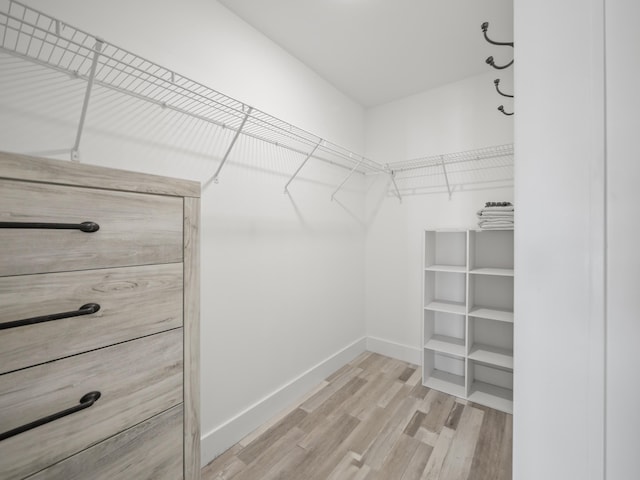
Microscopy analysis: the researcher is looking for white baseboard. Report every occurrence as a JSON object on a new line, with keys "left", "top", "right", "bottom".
{"left": 366, "top": 336, "right": 422, "bottom": 365}
{"left": 200, "top": 336, "right": 367, "bottom": 467}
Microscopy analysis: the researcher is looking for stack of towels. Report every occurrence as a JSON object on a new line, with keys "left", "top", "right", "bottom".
{"left": 477, "top": 202, "right": 514, "bottom": 230}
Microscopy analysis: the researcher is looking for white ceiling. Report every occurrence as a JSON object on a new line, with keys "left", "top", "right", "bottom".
{"left": 217, "top": 0, "right": 514, "bottom": 107}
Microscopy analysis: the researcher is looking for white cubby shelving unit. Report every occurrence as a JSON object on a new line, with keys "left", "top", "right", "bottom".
{"left": 422, "top": 228, "right": 514, "bottom": 413}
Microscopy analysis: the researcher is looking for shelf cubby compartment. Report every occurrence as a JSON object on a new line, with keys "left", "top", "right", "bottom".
{"left": 467, "top": 360, "right": 513, "bottom": 414}
{"left": 423, "top": 310, "right": 466, "bottom": 357}
{"left": 424, "top": 270, "right": 466, "bottom": 315}
{"left": 423, "top": 349, "right": 466, "bottom": 399}
{"left": 468, "top": 274, "right": 513, "bottom": 322}
{"left": 468, "top": 316, "right": 514, "bottom": 370}
{"left": 468, "top": 229, "right": 514, "bottom": 275}
{"left": 424, "top": 230, "right": 467, "bottom": 271}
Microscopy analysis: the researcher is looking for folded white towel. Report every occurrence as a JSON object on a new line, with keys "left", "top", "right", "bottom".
{"left": 478, "top": 219, "right": 513, "bottom": 226}
{"left": 477, "top": 202, "right": 514, "bottom": 230}
{"left": 481, "top": 205, "right": 514, "bottom": 212}
{"left": 477, "top": 211, "right": 514, "bottom": 217}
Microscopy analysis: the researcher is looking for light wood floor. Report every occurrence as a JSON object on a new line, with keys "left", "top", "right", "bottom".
{"left": 202, "top": 352, "right": 512, "bottom": 480}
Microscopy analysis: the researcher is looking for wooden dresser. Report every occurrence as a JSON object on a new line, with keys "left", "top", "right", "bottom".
{"left": 0, "top": 151, "right": 200, "bottom": 480}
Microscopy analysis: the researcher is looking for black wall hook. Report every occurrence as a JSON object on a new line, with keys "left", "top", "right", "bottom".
{"left": 494, "top": 79, "right": 513, "bottom": 98}
{"left": 498, "top": 105, "right": 514, "bottom": 116}
{"left": 481, "top": 22, "right": 514, "bottom": 47}
{"left": 486, "top": 56, "right": 514, "bottom": 70}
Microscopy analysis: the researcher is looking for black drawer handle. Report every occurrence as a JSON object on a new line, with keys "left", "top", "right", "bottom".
{"left": 0, "top": 391, "right": 101, "bottom": 442}
{"left": 0, "top": 303, "right": 101, "bottom": 331}
{"left": 0, "top": 221, "right": 99, "bottom": 232}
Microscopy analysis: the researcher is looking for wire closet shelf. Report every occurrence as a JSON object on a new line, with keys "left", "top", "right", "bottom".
{"left": 0, "top": 0, "right": 513, "bottom": 199}
{"left": 0, "top": 0, "right": 384, "bottom": 178}
{"left": 386, "top": 144, "right": 514, "bottom": 198}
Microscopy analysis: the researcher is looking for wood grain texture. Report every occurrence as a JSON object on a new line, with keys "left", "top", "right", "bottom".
{"left": 26, "top": 405, "right": 184, "bottom": 480}
{"left": 361, "top": 396, "right": 421, "bottom": 471}
{"left": 0, "top": 329, "right": 183, "bottom": 480}
{"left": 0, "top": 150, "right": 200, "bottom": 198}
{"left": 420, "top": 427, "right": 455, "bottom": 480}
{"left": 202, "top": 353, "right": 512, "bottom": 480}
{"left": 0, "top": 179, "right": 183, "bottom": 276}
{"left": 183, "top": 196, "right": 201, "bottom": 480}
{"left": 466, "top": 404, "right": 513, "bottom": 480}
{"left": 200, "top": 445, "right": 244, "bottom": 480}
{"left": 375, "top": 433, "right": 422, "bottom": 479}
{"left": 232, "top": 427, "right": 306, "bottom": 480}
{"left": 0, "top": 263, "right": 183, "bottom": 374}
{"left": 400, "top": 441, "right": 433, "bottom": 480}
{"left": 438, "top": 405, "right": 485, "bottom": 479}
{"left": 421, "top": 389, "right": 456, "bottom": 433}
{"left": 238, "top": 408, "right": 307, "bottom": 464}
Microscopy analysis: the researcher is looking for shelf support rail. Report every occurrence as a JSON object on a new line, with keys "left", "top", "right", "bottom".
{"left": 331, "top": 155, "right": 364, "bottom": 201}
{"left": 70, "top": 38, "right": 103, "bottom": 162}
{"left": 284, "top": 140, "right": 322, "bottom": 193}
{"left": 389, "top": 171, "right": 402, "bottom": 203}
{"left": 441, "top": 157, "right": 453, "bottom": 199}
{"left": 203, "top": 106, "right": 253, "bottom": 188}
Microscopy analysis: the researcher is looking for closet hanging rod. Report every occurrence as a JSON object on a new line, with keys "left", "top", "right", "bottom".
{"left": 0, "top": 0, "right": 384, "bottom": 175}
{"left": 494, "top": 79, "right": 513, "bottom": 98}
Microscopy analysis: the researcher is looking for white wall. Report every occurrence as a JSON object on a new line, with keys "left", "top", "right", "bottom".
{"left": 514, "top": 1, "right": 606, "bottom": 479}
{"left": 363, "top": 72, "right": 514, "bottom": 363}
{"left": 3, "top": 0, "right": 368, "bottom": 464}
{"left": 605, "top": 1, "right": 640, "bottom": 478}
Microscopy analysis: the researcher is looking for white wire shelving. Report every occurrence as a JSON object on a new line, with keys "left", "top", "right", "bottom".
{"left": 387, "top": 144, "right": 514, "bottom": 198}
{"left": 0, "top": 0, "right": 384, "bottom": 189}
{"left": 0, "top": 0, "right": 514, "bottom": 199}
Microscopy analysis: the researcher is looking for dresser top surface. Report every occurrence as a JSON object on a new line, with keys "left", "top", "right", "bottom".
{"left": 0, "top": 151, "right": 200, "bottom": 198}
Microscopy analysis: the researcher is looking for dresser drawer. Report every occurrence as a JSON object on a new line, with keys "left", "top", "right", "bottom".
{"left": 25, "top": 405, "right": 184, "bottom": 480}
{"left": 0, "top": 264, "right": 183, "bottom": 374}
{"left": 0, "top": 329, "right": 183, "bottom": 480}
{"left": 0, "top": 179, "right": 183, "bottom": 277}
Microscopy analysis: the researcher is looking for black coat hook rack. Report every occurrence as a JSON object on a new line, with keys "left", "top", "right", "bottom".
{"left": 482, "top": 22, "right": 514, "bottom": 116}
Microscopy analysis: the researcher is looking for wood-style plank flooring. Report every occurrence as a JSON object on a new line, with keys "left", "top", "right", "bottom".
{"left": 202, "top": 352, "right": 512, "bottom": 480}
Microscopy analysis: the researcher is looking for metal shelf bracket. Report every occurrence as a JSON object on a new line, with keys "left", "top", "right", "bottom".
{"left": 70, "top": 38, "right": 103, "bottom": 162}
{"left": 389, "top": 171, "right": 402, "bottom": 203}
{"left": 284, "top": 140, "right": 322, "bottom": 193}
{"left": 441, "top": 157, "right": 453, "bottom": 199}
{"left": 331, "top": 155, "right": 364, "bottom": 201}
{"left": 203, "top": 106, "right": 253, "bottom": 188}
